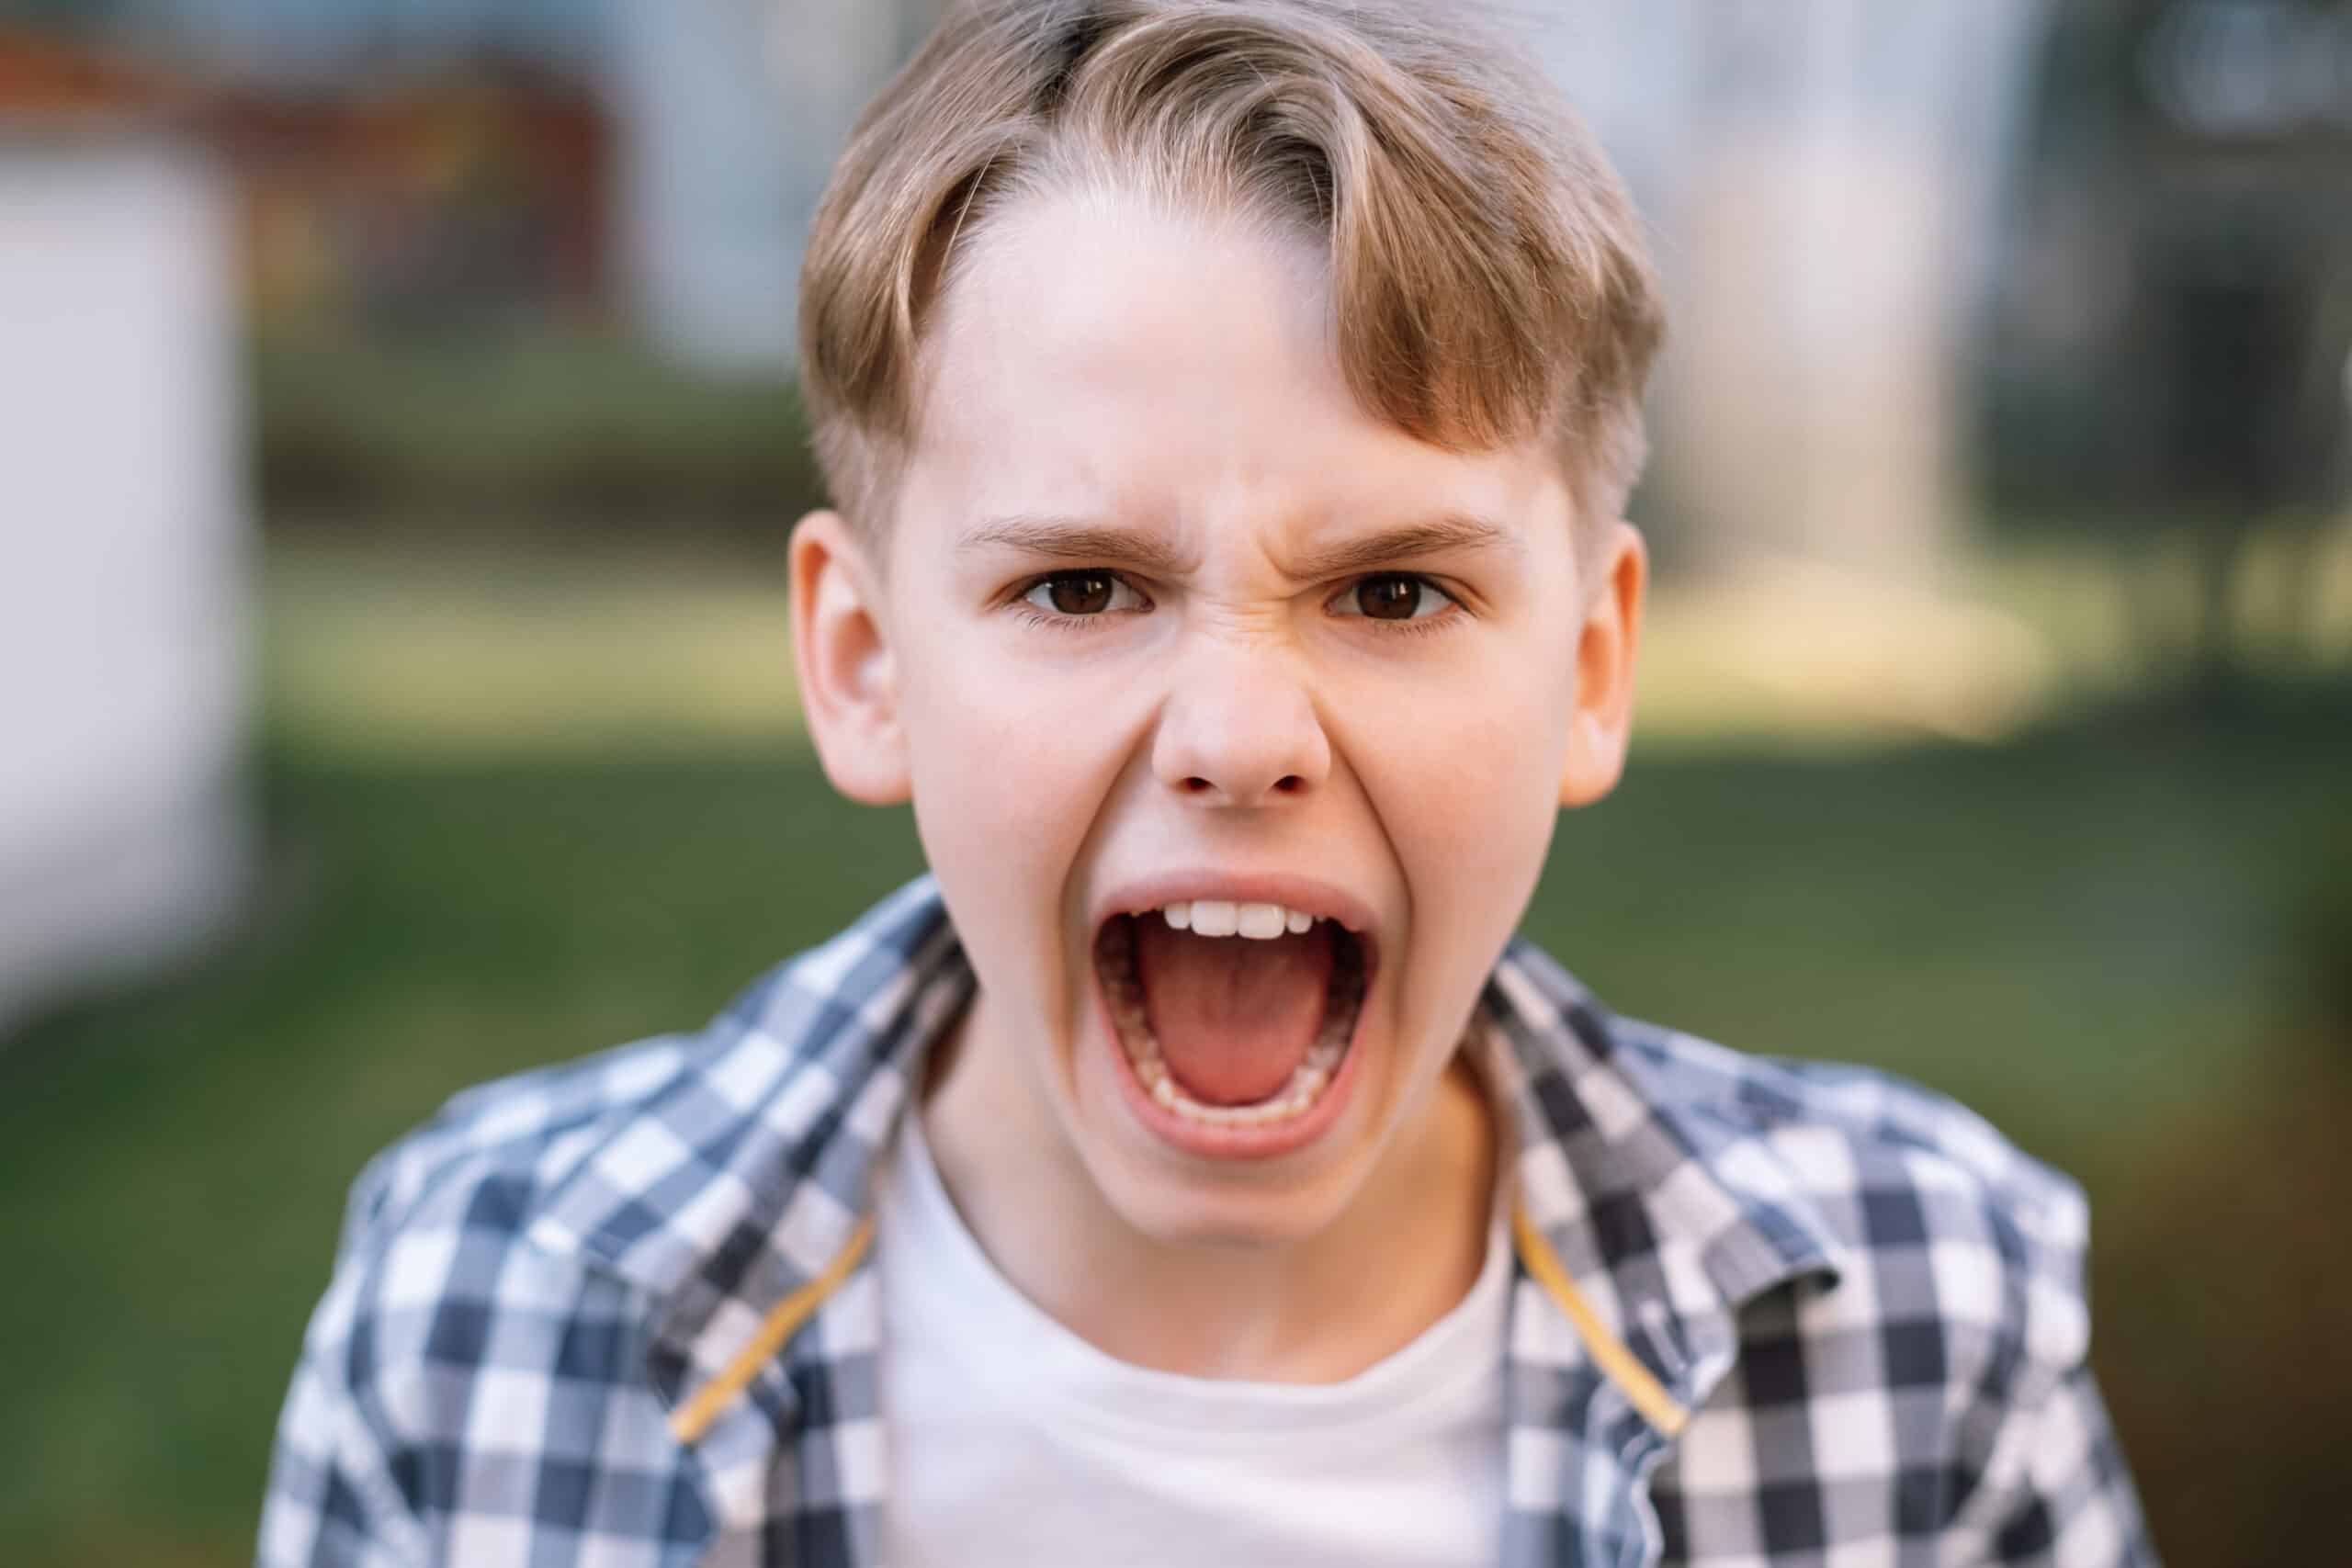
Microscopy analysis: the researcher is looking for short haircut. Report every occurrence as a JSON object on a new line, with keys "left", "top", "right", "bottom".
{"left": 798, "top": 0, "right": 1666, "bottom": 551}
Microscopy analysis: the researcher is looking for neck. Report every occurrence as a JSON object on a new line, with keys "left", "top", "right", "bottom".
{"left": 919, "top": 989, "right": 1499, "bottom": 1383}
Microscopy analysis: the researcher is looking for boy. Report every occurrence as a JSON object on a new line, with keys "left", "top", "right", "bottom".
{"left": 261, "top": 2, "right": 2155, "bottom": 1563}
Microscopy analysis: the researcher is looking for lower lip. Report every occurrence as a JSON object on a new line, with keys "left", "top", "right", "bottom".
{"left": 1092, "top": 957, "right": 1372, "bottom": 1162}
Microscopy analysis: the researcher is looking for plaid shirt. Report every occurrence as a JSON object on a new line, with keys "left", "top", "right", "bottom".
{"left": 261, "top": 874, "right": 2154, "bottom": 1567}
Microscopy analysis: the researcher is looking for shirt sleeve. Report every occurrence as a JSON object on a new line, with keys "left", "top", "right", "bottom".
{"left": 256, "top": 1161, "right": 432, "bottom": 1568}
{"left": 256, "top": 1327, "right": 429, "bottom": 1568}
{"left": 1959, "top": 1359, "right": 2159, "bottom": 1567}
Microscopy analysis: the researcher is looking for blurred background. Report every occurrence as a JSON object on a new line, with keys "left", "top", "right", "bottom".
{"left": 0, "top": 0, "right": 2346, "bottom": 1562}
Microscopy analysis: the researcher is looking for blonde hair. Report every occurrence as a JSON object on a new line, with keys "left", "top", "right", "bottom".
{"left": 799, "top": 0, "right": 1665, "bottom": 545}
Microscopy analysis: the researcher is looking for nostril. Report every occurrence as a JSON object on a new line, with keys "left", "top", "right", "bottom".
{"left": 1172, "top": 774, "right": 1306, "bottom": 798}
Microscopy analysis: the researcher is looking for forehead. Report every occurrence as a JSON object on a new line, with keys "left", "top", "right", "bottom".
{"left": 899, "top": 187, "right": 1568, "bottom": 546}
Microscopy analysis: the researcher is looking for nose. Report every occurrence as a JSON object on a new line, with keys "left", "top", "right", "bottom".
{"left": 1150, "top": 647, "right": 1330, "bottom": 807}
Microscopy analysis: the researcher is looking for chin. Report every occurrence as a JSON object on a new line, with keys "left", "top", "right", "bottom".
{"left": 1078, "top": 1133, "right": 1378, "bottom": 1250}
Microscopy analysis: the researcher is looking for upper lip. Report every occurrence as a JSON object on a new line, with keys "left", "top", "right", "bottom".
{"left": 1090, "top": 872, "right": 1380, "bottom": 942}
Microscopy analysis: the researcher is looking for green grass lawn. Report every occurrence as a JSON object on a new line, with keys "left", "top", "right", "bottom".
{"left": 4, "top": 704, "right": 2346, "bottom": 1563}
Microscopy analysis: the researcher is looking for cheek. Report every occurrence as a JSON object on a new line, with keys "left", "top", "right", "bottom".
{"left": 896, "top": 622, "right": 1150, "bottom": 980}
{"left": 903, "top": 627, "right": 1142, "bottom": 834}
{"left": 1387, "top": 717, "right": 1560, "bottom": 953}
{"left": 1342, "top": 637, "right": 1572, "bottom": 856}
{"left": 1331, "top": 642, "right": 1571, "bottom": 997}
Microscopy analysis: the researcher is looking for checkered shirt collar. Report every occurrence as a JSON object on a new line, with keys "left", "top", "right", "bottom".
{"left": 519, "top": 873, "right": 1848, "bottom": 1551}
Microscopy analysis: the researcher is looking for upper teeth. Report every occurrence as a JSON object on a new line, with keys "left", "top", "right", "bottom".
{"left": 1160, "top": 900, "right": 1317, "bottom": 939}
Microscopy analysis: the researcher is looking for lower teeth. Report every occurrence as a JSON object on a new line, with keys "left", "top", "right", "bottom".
{"left": 1099, "top": 923, "right": 1363, "bottom": 1127}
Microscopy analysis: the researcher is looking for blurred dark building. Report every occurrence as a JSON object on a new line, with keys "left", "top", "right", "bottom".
{"left": 1980, "top": 0, "right": 2352, "bottom": 682}
{"left": 1988, "top": 0, "right": 2352, "bottom": 523}
{"left": 198, "top": 72, "right": 611, "bottom": 333}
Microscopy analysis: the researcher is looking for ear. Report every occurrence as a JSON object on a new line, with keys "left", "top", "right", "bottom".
{"left": 790, "top": 510, "right": 912, "bottom": 806}
{"left": 1559, "top": 521, "right": 1646, "bottom": 809}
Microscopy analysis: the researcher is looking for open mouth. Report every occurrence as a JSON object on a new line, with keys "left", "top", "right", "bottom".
{"left": 1094, "top": 901, "right": 1371, "bottom": 1131}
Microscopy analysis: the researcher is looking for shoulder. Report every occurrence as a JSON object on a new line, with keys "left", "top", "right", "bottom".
{"left": 266, "top": 943, "right": 851, "bottom": 1563}
{"left": 263, "top": 1028, "right": 721, "bottom": 1561}
{"left": 300, "top": 875, "right": 952, "bottom": 1405}
{"left": 266, "top": 882, "right": 963, "bottom": 1558}
{"left": 1605, "top": 1021, "right": 2155, "bottom": 1561}
{"left": 1648, "top": 1025, "right": 2089, "bottom": 1258}
{"left": 1634, "top": 1021, "right": 2095, "bottom": 1406}
{"left": 1495, "top": 945, "right": 2093, "bottom": 1383}
{"left": 305, "top": 1032, "right": 706, "bottom": 1445}
{"left": 322, "top": 951, "right": 814, "bottom": 1367}
{"left": 337, "top": 1031, "right": 701, "bottom": 1264}
{"left": 297, "top": 958, "right": 808, "bottom": 1394}
{"left": 332, "top": 873, "right": 946, "bottom": 1275}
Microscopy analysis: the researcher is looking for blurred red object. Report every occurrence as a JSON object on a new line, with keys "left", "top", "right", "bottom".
{"left": 0, "top": 27, "right": 609, "bottom": 330}
{"left": 0, "top": 26, "right": 176, "bottom": 119}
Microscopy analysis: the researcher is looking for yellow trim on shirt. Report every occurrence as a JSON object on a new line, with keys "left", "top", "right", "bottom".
{"left": 1510, "top": 1204, "right": 1690, "bottom": 1438}
{"left": 670, "top": 1214, "right": 876, "bottom": 1446}
{"left": 671, "top": 1204, "right": 1686, "bottom": 1446}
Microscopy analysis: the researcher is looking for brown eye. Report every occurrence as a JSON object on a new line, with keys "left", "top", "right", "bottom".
{"left": 1049, "top": 572, "right": 1114, "bottom": 615}
{"left": 1021, "top": 570, "right": 1143, "bottom": 618}
{"left": 1354, "top": 574, "right": 1425, "bottom": 620}
{"left": 1329, "top": 572, "right": 1456, "bottom": 627}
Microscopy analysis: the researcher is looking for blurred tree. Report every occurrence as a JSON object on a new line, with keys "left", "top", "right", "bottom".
{"left": 1983, "top": 0, "right": 2352, "bottom": 700}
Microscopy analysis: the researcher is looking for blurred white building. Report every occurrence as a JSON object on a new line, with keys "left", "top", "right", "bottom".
{"left": 1528, "top": 0, "right": 2051, "bottom": 568}
{"left": 0, "top": 136, "right": 251, "bottom": 1034}
{"left": 607, "top": 0, "right": 940, "bottom": 375}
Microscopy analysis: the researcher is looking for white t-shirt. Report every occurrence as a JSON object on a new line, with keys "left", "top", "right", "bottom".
{"left": 873, "top": 1108, "right": 1510, "bottom": 1567}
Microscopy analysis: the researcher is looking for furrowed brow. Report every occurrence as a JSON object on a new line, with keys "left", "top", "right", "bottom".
{"left": 956, "top": 515, "right": 1196, "bottom": 578}
{"left": 1286, "top": 513, "right": 1522, "bottom": 581}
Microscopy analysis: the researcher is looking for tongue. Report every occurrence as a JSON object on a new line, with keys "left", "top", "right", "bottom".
{"left": 1134, "top": 919, "right": 1334, "bottom": 1105}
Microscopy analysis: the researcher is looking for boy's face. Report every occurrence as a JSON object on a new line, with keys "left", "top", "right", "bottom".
{"left": 793, "top": 189, "right": 1643, "bottom": 1247}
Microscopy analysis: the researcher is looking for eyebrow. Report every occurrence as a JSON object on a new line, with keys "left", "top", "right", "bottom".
{"left": 956, "top": 515, "right": 1198, "bottom": 579}
{"left": 956, "top": 509, "right": 1521, "bottom": 581}
{"left": 1282, "top": 513, "right": 1521, "bottom": 580}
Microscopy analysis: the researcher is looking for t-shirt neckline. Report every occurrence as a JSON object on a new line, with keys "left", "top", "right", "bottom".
{"left": 879, "top": 1094, "right": 1513, "bottom": 1453}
